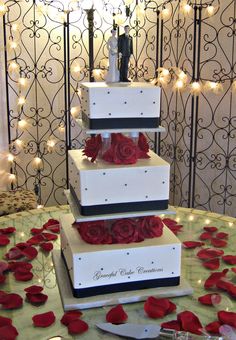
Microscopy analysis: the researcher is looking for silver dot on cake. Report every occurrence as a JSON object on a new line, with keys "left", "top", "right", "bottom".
{"left": 108, "top": 113, "right": 111, "bottom": 116}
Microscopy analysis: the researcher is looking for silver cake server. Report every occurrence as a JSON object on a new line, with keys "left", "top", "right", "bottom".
{"left": 96, "top": 323, "right": 226, "bottom": 339}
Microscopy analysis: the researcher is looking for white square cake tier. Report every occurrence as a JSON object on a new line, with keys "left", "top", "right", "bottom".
{"left": 69, "top": 149, "right": 170, "bottom": 216}
{"left": 80, "top": 82, "right": 161, "bottom": 129}
{"left": 60, "top": 214, "right": 181, "bottom": 298}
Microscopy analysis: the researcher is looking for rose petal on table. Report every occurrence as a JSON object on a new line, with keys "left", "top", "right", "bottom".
{"left": 27, "top": 234, "right": 46, "bottom": 245}
{"left": 0, "top": 315, "right": 12, "bottom": 327}
{"left": 160, "top": 320, "right": 181, "bottom": 331}
{"left": 231, "top": 268, "right": 236, "bottom": 274}
{"left": 215, "top": 232, "right": 228, "bottom": 239}
{"left": 0, "top": 235, "right": 10, "bottom": 246}
{"left": 0, "top": 274, "right": 6, "bottom": 284}
{"left": 182, "top": 241, "right": 204, "bottom": 249}
{"left": 222, "top": 255, "right": 236, "bottom": 265}
{"left": 228, "top": 285, "right": 236, "bottom": 298}
{"left": 43, "top": 219, "right": 60, "bottom": 233}
{"left": 40, "top": 242, "right": 53, "bottom": 252}
{"left": 199, "top": 232, "right": 213, "bottom": 241}
{"left": 165, "top": 224, "right": 183, "bottom": 235}
{"left": 218, "top": 311, "right": 236, "bottom": 328}
{"left": 144, "top": 297, "right": 176, "bottom": 318}
{"left": 31, "top": 227, "right": 44, "bottom": 235}
{"left": 211, "top": 238, "right": 228, "bottom": 248}
{"left": 0, "top": 290, "right": 7, "bottom": 302}
{"left": 196, "top": 248, "right": 224, "bottom": 260}
{"left": 0, "top": 293, "right": 23, "bottom": 309}
{"left": 15, "top": 242, "right": 29, "bottom": 250}
{"left": 202, "top": 258, "right": 220, "bottom": 270}
{"left": 24, "top": 285, "right": 44, "bottom": 294}
{"left": 32, "top": 311, "right": 56, "bottom": 327}
{"left": 41, "top": 232, "right": 58, "bottom": 241}
{"left": 14, "top": 269, "right": 33, "bottom": 282}
{"left": 203, "top": 226, "right": 218, "bottom": 233}
{"left": 43, "top": 219, "right": 60, "bottom": 229}
{"left": 216, "top": 279, "right": 233, "bottom": 292}
{"left": 21, "top": 246, "right": 38, "bottom": 260}
{"left": 177, "top": 311, "right": 203, "bottom": 335}
{"left": 60, "top": 310, "right": 83, "bottom": 326}
{"left": 198, "top": 293, "right": 221, "bottom": 306}
{"left": 67, "top": 319, "right": 89, "bottom": 335}
{"left": 204, "top": 269, "right": 229, "bottom": 289}
{"left": 0, "top": 227, "right": 16, "bottom": 235}
{"left": 162, "top": 218, "right": 178, "bottom": 226}
{"left": 8, "top": 261, "right": 32, "bottom": 272}
{"left": 0, "top": 324, "right": 18, "bottom": 340}
{"left": 5, "top": 247, "right": 23, "bottom": 260}
{"left": 106, "top": 304, "right": 128, "bottom": 324}
{"left": 205, "top": 321, "right": 221, "bottom": 334}
{"left": 26, "top": 292, "right": 48, "bottom": 304}
{"left": 0, "top": 261, "right": 9, "bottom": 275}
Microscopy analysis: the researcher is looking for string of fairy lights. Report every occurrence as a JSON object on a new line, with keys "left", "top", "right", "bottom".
{"left": 0, "top": 0, "right": 235, "bottom": 202}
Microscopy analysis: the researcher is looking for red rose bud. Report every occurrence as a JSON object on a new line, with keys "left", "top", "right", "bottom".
{"left": 78, "top": 221, "right": 112, "bottom": 244}
{"left": 32, "top": 311, "right": 56, "bottom": 327}
{"left": 83, "top": 134, "right": 102, "bottom": 162}
{"left": 111, "top": 218, "right": 139, "bottom": 244}
{"left": 138, "top": 216, "right": 163, "bottom": 239}
{"left": 106, "top": 304, "right": 128, "bottom": 324}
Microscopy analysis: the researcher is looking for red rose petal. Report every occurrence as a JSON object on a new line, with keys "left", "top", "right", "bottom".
{"left": 231, "top": 268, "right": 236, "bottom": 274}
{"left": 196, "top": 248, "right": 224, "bottom": 260}
{"left": 203, "top": 226, "right": 218, "bottom": 233}
{"left": 216, "top": 279, "right": 234, "bottom": 292}
{"left": 0, "top": 274, "right": 6, "bottom": 284}
{"left": 222, "top": 255, "right": 236, "bottom": 265}
{"left": 177, "top": 311, "right": 203, "bottom": 335}
{"left": 106, "top": 305, "right": 128, "bottom": 324}
{"left": 0, "top": 324, "right": 18, "bottom": 340}
{"left": 24, "top": 285, "right": 43, "bottom": 294}
{"left": 60, "top": 310, "right": 83, "bottom": 326}
{"left": 165, "top": 224, "right": 183, "bottom": 235}
{"left": 15, "top": 242, "right": 29, "bottom": 250}
{"left": 43, "top": 223, "right": 60, "bottom": 234}
{"left": 32, "top": 311, "right": 55, "bottom": 327}
{"left": 0, "top": 293, "right": 23, "bottom": 309}
{"left": 204, "top": 269, "right": 229, "bottom": 289}
{"left": 0, "top": 227, "right": 16, "bottom": 235}
{"left": 205, "top": 321, "right": 221, "bottom": 334}
{"left": 67, "top": 319, "right": 89, "bottom": 335}
{"left": 27, "top": 234, "right": 46, "bottom": 245}
{"left": 8, "top": 261, "right": 32, "bottom": 272}
{"left": 160, "top": 320, "right": 181, "bottom": 331}
{"left": 14, "top": 270, "right": 33, "bottom": 281}
{"left": 0, "top": 290, "right": 7, "bottom": 302}
{"left": 5, "top": 247, "right": 23, "bottom": 260}
{"left": 202, "top": 258, "right": 220, "bottom": 270}
{"left": 162, "top": 218, "right": 178, "bottom": 226}
{"left": 162, "top": 218, "right": 183, "bottom": 234}
{"left": 211, "top": 238, "right": 227, "bottom": 248}
{"left": 199, "top": 232, "right": 213, "bottom": 240}
{"left": 216, "top": 232, "right": 228, "bottom": 239}
{"left": 198, "top": 293, "right": 221, "bottom": 306}
{"left": 43, "top": 218, "right": 60, "bottom": 231}
{"left": 182, "top": 241, "right": 204, "bottom": 249}
{"left": 31, "top": 227, "right": 44, "bottom": 235}
{"left": 144, "top": 297, "right": 176, "bottom": 319}
{"left": 218, "top": 311, "right": 236, "bottom": 328}
{"left": 0, "top": 235, "right": 10, "bottom": 246}
{"left": 40, "top": 242, "right": 53, "bottom": 252}
{"left": 228, "top": 285, "right": 236, "bottom": 298}
{"left": 0, "top": 261, "right": 9, "bottom": 275}
{"left": 0, "top": 315, "right": 12, "bottom": 326}
{"left": 41, "top": 232, "right": 58, "bottom": 241}
{"left": 26, "top": 293, "right": 48, "bottom": 304}
{"left": 21, "top": 246, "right": 38, "bottom": 260}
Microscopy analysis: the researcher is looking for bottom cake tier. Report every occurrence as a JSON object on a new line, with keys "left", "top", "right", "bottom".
{"left": 60, "top": 214, "right": 181, "bottom": 298}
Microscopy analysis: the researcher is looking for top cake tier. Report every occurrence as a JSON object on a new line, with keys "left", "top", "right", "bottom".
{"left": 80, "top": 82, "right": 161, "bottom": 130}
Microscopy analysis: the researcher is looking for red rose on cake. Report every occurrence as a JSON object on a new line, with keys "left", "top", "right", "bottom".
{"left": 103, "top": 133, "right": 138, "bottom": 165}
{"left": 138, "top": 216, "right": 164, "bottom": 239}
{"left": 137, "top": 133, "right": 150, "bottom": 159}
{"left": 83, "top": 134, "right": 102, "bottom": 162}
{"left": 111, "top": 218, "right": 140, "bottom": 243}
{"left": 76, "top": 221, "right": 112, "bottom": 244}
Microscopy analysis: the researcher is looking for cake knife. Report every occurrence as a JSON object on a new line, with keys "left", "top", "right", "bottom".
{"left": 96, "top": 323, "right": 225, "bottom": 339}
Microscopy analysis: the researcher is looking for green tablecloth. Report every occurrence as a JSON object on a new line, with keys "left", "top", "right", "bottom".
{"left": 0, "top": 206, "right": 235, "bottom": 339}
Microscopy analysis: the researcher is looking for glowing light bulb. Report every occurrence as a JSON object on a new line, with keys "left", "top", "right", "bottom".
{"left": 114, "top": 14, "right": 125, "bottom": 26}
{"left": 136, "top": 4, "right": 145, "bottom": 19}
{"left": 8, "top": 173, "right": 16, "bottom": 183}
{"left": 182, "top": 3, "right": 192, "bottom": 15}
{"left": 47, "top": 140, "right": 55, "bottom": 149}
{"left": 174, "top": 79, "right": 184, "bottom": 90}
{"left": 229, "top": 222, "right": 233, "bottom": 227}
{"left": 36, "top": 3, "right": 48, "bottom": 15}
{"left": 157, "top": 75, "right": 167, "bottom": 86}
{"left": 207, "top": 5, "right": 215, "bottom": 16}
{"left": 205, "top": 219, "right": 210, "bottom": 225}
{"left": 37, "top": 204, "right": 44, "bottom": 209}
{"left": 18, "top": 96, "right": 26, "bottom": 105}
{"left": 92, "top": 68, "right": 102, "bottom": 79}
{"left": 70, "top": 106, "right": 80, "bottom": 118}
{"left": 73, "top": 64, "right": 81, "bottom": 73}
{"left": 8, "top": 61, "right": 19, "bottom": 73}
{"left": 176, "top": 217, "right": 180, "bottom": 223}
{"left": 161, "top": 7, "right": 170, "bottom": 19}
{"left": 18, "top": 77, "right": 27, "bottom": 87}
{"left": 58, "top": 124, "right": 65, "bottom": 133}
{"left": 9, "top": 41, "right": 18, "bottom": 49}
{"left": 205, "top": 81, "right": 223, "bottom": 93}
{"left": 12, "top": 23, "right": 18, "bottom": 31}
{"left": 0, "top": 3, "right": 7, "bottom": 15}
{"left": 188, "top": 215, "right": 194, "bottom": 221}
{"left": 124, "top": 0, "right": 133, "bottom": 5}
{"left": 15, "top": 139, "right": 23, "bottom": 148}
{"left": 190, "top": 81, "right": 201, "bottom": 95}
{"left": 7, "top": 154, "right": 14, "bottom": 163}
{"left": 162, "top": 68, "right": 170, "bottom": 77}
{"left": 18, "top": 119, "right": 28, "bottom": 130}
{"left": 76, "top": 88, "right": 82, "bottom": 96}
{"left": 178, "top": 70, "right": 188, "bottom": 81}
{"left": 20, "top": 232, "right": 25, "bottom": 237}
{"left": 33, "top": 157, "right": 42, "bottom": 169}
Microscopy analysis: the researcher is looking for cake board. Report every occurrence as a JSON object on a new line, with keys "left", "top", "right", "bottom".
{"left": 52, "top": 250, "right": 193, "bottom": 311}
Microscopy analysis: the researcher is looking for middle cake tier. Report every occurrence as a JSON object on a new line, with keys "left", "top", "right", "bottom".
{"left": 69, "top": 149, "right": 170, "bottom": 216}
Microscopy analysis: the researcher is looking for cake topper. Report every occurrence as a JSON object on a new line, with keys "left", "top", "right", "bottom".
{"left": 118, "top": 25, "right": 133, "bottom": 82}
{"left": 105, "top": 29, "right": 120, "bottom": 83}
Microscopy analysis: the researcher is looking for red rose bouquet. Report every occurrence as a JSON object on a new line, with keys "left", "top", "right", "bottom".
{"left": 76, "top": 221, "right": 112, "bottom": 244}
{"left": 138, "top": 216, "right": 164, "bottom": 239}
